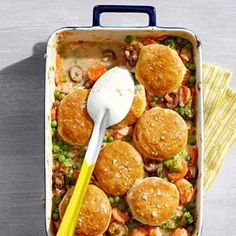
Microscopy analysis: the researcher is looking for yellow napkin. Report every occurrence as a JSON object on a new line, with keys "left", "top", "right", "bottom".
{"left": 203, "top": 63, "right": 236, "bottom": 192}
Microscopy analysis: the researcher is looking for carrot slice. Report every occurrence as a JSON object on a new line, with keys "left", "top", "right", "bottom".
{"left": 56, "top": 54, "right": 61, "bottom": 67}
{"left": 51, "top": 107, "right": 57, "bottom": 121}
{"left": 131, "top": 226, "right": 149, "bottom": 236}
{"left": 87, "top": 63, "right": 107, "bottom": 81}
{"left": 55, "top": 54, "right": 64, "bottom": 86}
{"left": 143, "top": 38, "right": 156, "bottom": 46}
{"left": 157, "top": 35, "right": 168, "bottom": 41}
{"left": 190, "top": 146, "right": 198, "bottom": 166}
{"left": 170, "top": 227, "right": 188, "bottom": 236}
{"left": 167, "top": 160, "right": 188, "bottom": 182}
{"left": 175, "top": 178, "right": 194, "bottom": 205}
{"left": 112, "top": 208, "right": 129, "bottom": 224}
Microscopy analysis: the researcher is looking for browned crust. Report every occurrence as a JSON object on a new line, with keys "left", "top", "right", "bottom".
{"left": 127, "top": 177, "right": 179, "bottom": 226}
{"left": 113, "top": 85, "right": 146, "bottom": 129}
{"left": 59, "top": 185, "right": 111, "bottom": 236}
{"left": 133, "top": 107, "right": 187, "bottom": 160}
{"left": 135, "top": 44, "right": 186, "bottom": 96}
{"left": 57, "top": 89, "right": 93, "bottom": 146}
{"left": 94, "top": 141, "right": 144, "bottom": 195}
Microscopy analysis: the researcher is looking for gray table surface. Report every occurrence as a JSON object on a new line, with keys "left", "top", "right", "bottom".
{"left": 0, "top": 0, "right": 235, "bottom": 235}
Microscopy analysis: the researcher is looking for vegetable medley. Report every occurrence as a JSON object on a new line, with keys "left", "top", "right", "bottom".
{"left": 50, "top": 34, "right": 198, "bottom": 236}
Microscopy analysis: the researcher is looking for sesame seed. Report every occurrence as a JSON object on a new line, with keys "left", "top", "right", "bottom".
{"left": 152, "top": 211, "right": 158, "bottom": 217}
{"left": 157, "top": 189, "right": 162, "bottom": 196}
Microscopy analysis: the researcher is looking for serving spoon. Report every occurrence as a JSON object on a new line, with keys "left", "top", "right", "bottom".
{"left": 57, "top": 66, "right": 135, "bottom": 236}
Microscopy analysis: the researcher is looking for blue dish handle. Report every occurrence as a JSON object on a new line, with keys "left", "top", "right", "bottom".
{"left": 93, "top": 5, "right": 156, "bottom": 27}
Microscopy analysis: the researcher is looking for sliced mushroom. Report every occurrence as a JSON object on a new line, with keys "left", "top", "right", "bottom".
{"left": 69, "top": 66, "right": 84, "bottom": 83}
{"left": 124, "top": 46, "right": 139, "bottom": 67}
{"left": 186, "top": 165, "right": 198, "bottom": 180}
{"left": 180, "top": 46, "right": 192, "bottom": 63}
{"left": 102, "top": 49, "right": 116, "bottom": 61}
{"left": 156, "top": 163, "right": 165, "bottom": 177}
{"left": 54, "top": 187, "right": 66, "bottom": 199}
{"left": 53, "top": 171, "right": 65, "bottom": 189}
{"left": 164, "top": 93, "right": 179, "bottom": 108}
{"left": 143, "top": 159, "right": 159, "bottom": 173}
{"left": 108, "top": 222, "right": 128, "bottom": 236}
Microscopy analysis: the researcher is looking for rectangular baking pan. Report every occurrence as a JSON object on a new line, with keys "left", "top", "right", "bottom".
{"left": 45, "top": 5, "right": 204, "bottom": 236}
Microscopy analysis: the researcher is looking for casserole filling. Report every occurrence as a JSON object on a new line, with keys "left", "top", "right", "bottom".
{"left": 50, "top": 35, "right": 198, "bottom": 236}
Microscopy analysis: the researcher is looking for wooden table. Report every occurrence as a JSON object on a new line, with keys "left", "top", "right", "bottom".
{"left": 0, "top": 0, "right": 235, "bottom": 235}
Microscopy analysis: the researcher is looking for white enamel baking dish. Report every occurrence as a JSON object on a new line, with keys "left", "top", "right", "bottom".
{"left": 45, "top": 5, "right": 204, "bottom": 236}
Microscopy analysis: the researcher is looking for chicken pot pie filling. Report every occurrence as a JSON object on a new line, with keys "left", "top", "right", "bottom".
{"left": 50, "top": 35, "right": 198, "bottom": 236}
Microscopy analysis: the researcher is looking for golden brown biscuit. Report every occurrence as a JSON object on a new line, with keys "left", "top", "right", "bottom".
{"left": 127, "top": 177, "right": 179, "bottom": 226}
{"left": 57, "top": 89, "right": 93, "bottom": 146}
{"left": 135, "top": 44, "right": 186, "bottom": 96}
{"left": 94, "top": 141, "right": 144, "bottom": 195}
{"left": 113, "top": 84, "right": 146, "bottom": 129}
{"left": 133, "top": 107, "right": 187, "bottom": 160}
{"left": 59, "top": 185, "right": 111, "bottom": 236}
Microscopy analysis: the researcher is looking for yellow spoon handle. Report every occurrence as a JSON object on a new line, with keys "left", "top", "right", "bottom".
{"left": 56, "top": 160, "right": 95, "bottom": 236}
{"left": 57, "top": 110, "right": 108, "bottom": 236}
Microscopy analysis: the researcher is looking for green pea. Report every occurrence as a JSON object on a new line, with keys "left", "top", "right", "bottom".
{"left": 187, "top": 225, "right": 195, "bottom": 233}
{"left": 187, "top": 201, "right": 196, "bottom": 209}
{"left": 52, "top": 137, "right": 57, "bottom": 144}
{"left": 185, "top": 154, "right": 191, "bottom": 162}
{"left": 58, "top": 93, "right": 65, "bottom": 101}
{"left": 182, "top": 207, "right": 188, "bottom": 213}
{"left": 118, "top": 203, "right": 126, "bottom": 210}
{"left": 114, "top": 196, "right": 120, "bottom": 203}
{"left": 54, "top": 208, "right": 59, "bottom": 213}
{"left": 107, "top": 127, "right": 114, "bottom": 133}
{"left": 58, "top": 154, "right": 66, "bottom": 164}
{"left": 152, "top": 96, "right": 159, "bottom": 102}
{"left": 186, "top": 62, "right": 196, "bottom": 71}
{"left": 188, "top": 136, "right": 196, "bottom": 145}
{"left": 107, "top": 136, "right": 114, "bottom": 142}
{"left": 51, "top": 128, "right": 56, "bottom": 136}
{"left": 61, "top": 74, "right": 68, "bottom": 82}
{"left": 185, "top": 42, "right": 193, "bottom": 49}
{"left": 176, "top": 37, "right": 183, "bottom": 44}
{"left": 52, "top": 212, "right": 59, "bottom": 220}
{"left": 109, "top": 197, "right": 114, "bottom": 204}
{"left": 54, "top": 90, "right": 61, "bottom": 99}
{"left": 57, "top": 140, "right": 63, "bottom": 146}
{"left": 62, "top": 144, "right": 70, "bottom": 151}
{"left": 63, "top": 159, "right": 72, "bottom": 167}
{"left": 51, "top": 120, "right": 57, "bottom": 128}
{"left": 125, "top": 135, "right": 132, "bottom": 142}
{"left": 72, "top": 163, "right": 77, "bottom": 169}
{"left": 53, "top": 144, "right": 60, "bottom": 153}
{"left": 189, "top": 75, "right": 196, "bottom": 85}
{"left": 125, "top": 35, "right": 132, "bottom": 44}
{"left": 103, "top": 136, "right": 108, "bottom": 143}
{"left": 65, "top": 151, "right": 73, "bottom": 159}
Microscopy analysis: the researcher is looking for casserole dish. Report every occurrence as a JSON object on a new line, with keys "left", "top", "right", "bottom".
{"left": 45, "top": 5, "right": 203, "bottom": 236}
